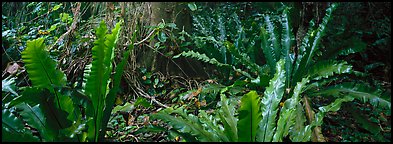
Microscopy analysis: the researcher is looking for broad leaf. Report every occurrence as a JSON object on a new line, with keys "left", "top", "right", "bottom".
{"left": 307, "top": 60, "right": 352, "bottom": 80}
{"left": 314, "top": 82, "right": 391, "bottom": 109}
{"left": 257, "top": 59, "right": 286, "bottom": 142}
{"left": 281, "top": 7, "right": 295, "bottom": 88}
{"left": 151, "top": 107, "right": 219, "bottom": 142}
{"left": 273, "top": 77, "right": 309, "bottom": 142}
{"left": 2, "top": 108, "right": 39, "bottom": 142}
{"left": 289, "top": 103, "right": 312, "bottom": 142}
{"left": 22, "top": 38, "right": 66, "bottom": 91}
{"left": 218, "top": 93, "right": 238, "bottom": 142}
{"left": 237, "top": 91, "right": 262, "bottom": 142}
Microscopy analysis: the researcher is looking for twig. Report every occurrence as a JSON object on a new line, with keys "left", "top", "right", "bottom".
{"left": 135, "top": 86, "right": 169, "bottom": 108}
{"left": 133, "top": 29, "right": 156, "bottom": 46}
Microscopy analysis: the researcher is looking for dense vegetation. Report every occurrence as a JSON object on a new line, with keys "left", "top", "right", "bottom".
{"left": 2, "top": 2, "right": 391, "bottom": 142}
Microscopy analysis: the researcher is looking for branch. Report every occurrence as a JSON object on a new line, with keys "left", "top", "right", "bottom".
{"left": 134, "top": 86, "right": 169, "bottom": 108}
{"left": 133, "top": 29, "right": 156, "bottom": 46}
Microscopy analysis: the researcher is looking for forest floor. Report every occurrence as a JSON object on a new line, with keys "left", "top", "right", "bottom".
{"left": 104, "top": 76, "right": 391, "bottom": 142}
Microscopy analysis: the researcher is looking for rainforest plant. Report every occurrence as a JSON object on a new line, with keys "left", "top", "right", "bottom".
{"left": 152, "top": 59, "right": 357, "bottom": 142}
{"left": 2, "top": 20, "right": 133, "bottom": 142}
{"left": 167, "top": 3, "right": 390, "bottom": 142}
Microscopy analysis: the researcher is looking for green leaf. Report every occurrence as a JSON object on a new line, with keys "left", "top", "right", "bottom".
{"left": 52, "top": 3, "right": 62, "bottom": 11}
{"left": 134, "top": 97, "right": 152, "bottom": 108}
{"left": 2, "top": 108, "right": 40, "bottom": 142}
{"left": 166, "top": 23, "right": 177, "bottom": 29}
{"left": 314, "top": 82, "right": 391, "bottom": 109}
{"left": 237, "top": 91, "right": 262, "bottom": 142}
{"left": 83, "top": 20, "right": 108, "bottom": 142}
{"left": 273, "top": 77, "right": 309, "bottom": 142}
{"left": 264, "top": 14, "right": 281, "bottom": 64}
{"left": 22, "top": 38, "right": 66, "bottom": 91}
{"left": 345, "top": 104, "right": 381, "bottom": 134}
{"left": 174, "top": 50, "right": 230, "bottom": 68}
{"left": 260, "top": 26, "right": 276, "bottom": 76}
{"left": 338, "top": 37, "right": 367, "bottom": 56}
{"left": 151, "top": 107, "right": 219, "bottom": 142}
{"left": 289, "top": 103, "right": 312, "bottom": 142}
{"left": 218, "top": 93, "right": 238, "bottom": 142}
{"left": 14, "top": 103, "right": 58, "bottom": 142}
{"left": 198, "top": 110, "right": 228, "bottom": 141}
{"left": 307, "top": 60, "right": 352, "bottom": 80}
{"left": 112, "top": 102, "right": 134, "bottom": 114}
{"left": 293, "top": 3, "right": 338, "bottom": 84}
{"left": 101, "top": 28, "right": 132, "bottom": 141}
{"left": 158, "top": 31, "right": 167, "bottom": 42}
{"left": 257, "top": 59, "right": 286, "bottom": 142}
{"left": 313, "top": 96, "right": 355, "bottom": 128}
{"left": 84, "top": 20, "right": 122, "bottom": 141}
{"left": 281, "top": 7, "right": 295, "bottom": 88}
{"left": 187, "top": 2, "right": 197, "bottom": 11}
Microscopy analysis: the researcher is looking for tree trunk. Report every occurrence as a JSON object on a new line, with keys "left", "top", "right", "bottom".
{"left": 145, "top": 2, "right": 208, "bottom": 78}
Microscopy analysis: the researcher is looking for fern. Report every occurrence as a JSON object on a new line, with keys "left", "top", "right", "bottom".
{"left": 257, "top": 59, "right": 286, "bottom": 142}
{"left": 273, "top": 77, "right": 309, "bottom": 142}
{"left": 173, "top": 50, "right": 230, "bottom": 67}
{"left": 306, "top": 60, "right": 352, "bottom": 80}
{"left": 289, "top": 103, "right": 312, "bottom": 142}
{"left": 174, "top": 50, "right": 255, "bottom": 79}
{"left": 217, "top": 93, "right": 238, "bottom": 142}
{"left": 2, "top": 108, "right": 39, "bottom": 142}
{"left": 17, "top": 38, "right": 81, "bottom": 141}
{"left": 83, "top": 20, "right": 122, "bottom": 141}
{"left": 281, "top": 7, "right": 295, "bottom": 88}
{"left": 313, "top": 82, "right": 391, "bottom": 109}
{"left": 293, "top": 3, "right": 338, "bottom": 84}
{"left": 152, "top": 106, "right": 220, "bottom": 141}
{"left": 237, "top": 91, "right": 262, "bottom": 142}
{"left": 22, "top": 38, "right": 67, "bottom": 90}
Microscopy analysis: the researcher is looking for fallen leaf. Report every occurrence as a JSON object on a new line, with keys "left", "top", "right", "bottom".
{"left": 6, "top": 63, "right": 20, "bottom": 75}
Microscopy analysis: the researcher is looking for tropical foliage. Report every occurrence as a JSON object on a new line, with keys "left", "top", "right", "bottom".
{"left": 2, "top": 20, "right": 132, "bottom": 142}
{"left": 2, "top": 2, "right": 390, "bottom": 142}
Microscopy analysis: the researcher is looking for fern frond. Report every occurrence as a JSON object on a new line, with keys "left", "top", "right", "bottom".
{"left": 152, "top": 107, "right": 220, "bottom": 142}
{"left": 237, "top": 91, "right": 262, "bottom": 142}
{"left": 303, "top": 3, "right": 337, "bottom": 70}
{"left": 320, "top": 37, "right": 367, "bottom": 60}
{"left": 273, "top": 77, "right": 309, "bottom": 142}
{"left": 293, "top": 3, "right": 338, "bottom": 84}
{"left": 173, "top": 50, "right": 230, "bottom": 67}
{"left": 84, "top": 20, "right": 108, "bottom": 141}
{"left": 260, "top": 26, "right": 276, "bottom": 76}
{"left": 307, "top": 60, "right": 352, "bottom": 80}
{"left": 314, "top": 82, "right": 391, "bottom": 109}
{"left": 289, "top": 103, "right": 312, "bottom": 142}
{"left": 14, "top": 102, "right": 57, "bottom": 141}
{"left": 198, "top": 110, "right": 228, "bottom": 141}
{"left": 2, "top": 108, "right": 39, "bottom": 142}
{"left": 313, "top": 96, "right": 355, "bottom": 127}
{"left": 225, "top": 41, "right": 270, "bottom": 81}
{"left": 292, "top": 19, "right": 315, "bottom": 79}
{"left": 281, "top": 7, "right": 295, "bottom": 88}
{"left": 83, "top": 20, "right": 122, "bottom": 141}
{"left": 264, "top": 15, "right": 281, "bottom": 63}
{"left": 218, "top": 93, "right": 238, "bottom": 142}
{"left": 22, "top": 38, "right": 67, "bottom": 90}
{"left": 257, "top": 59, "right": 286, "bottom": 142}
